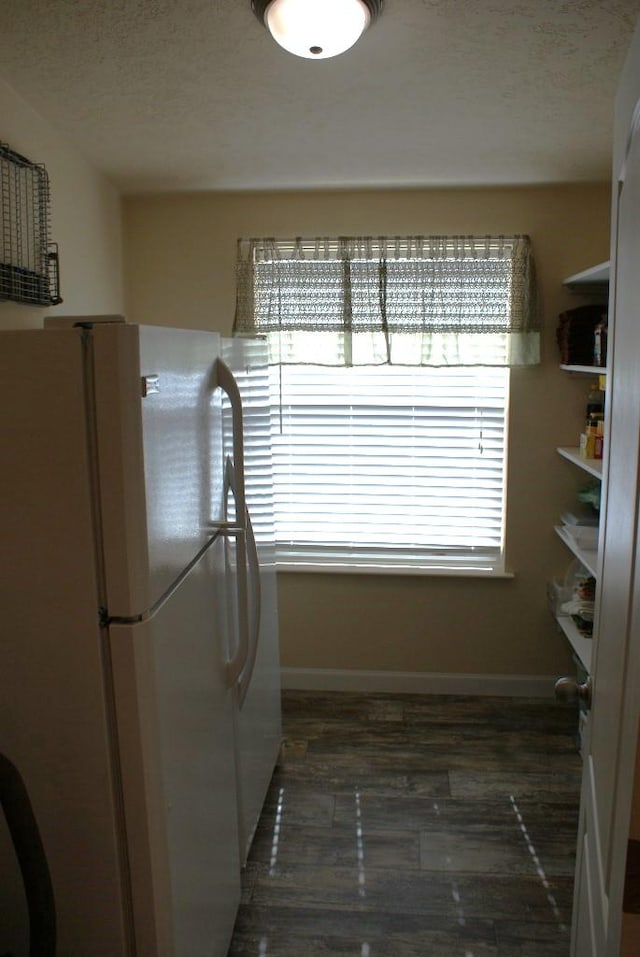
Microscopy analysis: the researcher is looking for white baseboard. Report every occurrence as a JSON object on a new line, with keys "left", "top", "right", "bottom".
{"left": 280, "top": 667, "right": 556, "bottom": 697}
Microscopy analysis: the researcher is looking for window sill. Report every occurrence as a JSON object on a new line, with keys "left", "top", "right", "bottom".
{"left": 276, "top": 561, "right": 515, "bottom": 579}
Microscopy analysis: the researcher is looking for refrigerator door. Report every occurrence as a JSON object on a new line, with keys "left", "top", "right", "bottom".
{"left": 90, "top": 322, "right": 224, "bottom": 618}
{"left": 109, "top": 535, "right": 241, "bottom": 956}
{"left": 222, "top": 336, "right": 283, "bottom": 863}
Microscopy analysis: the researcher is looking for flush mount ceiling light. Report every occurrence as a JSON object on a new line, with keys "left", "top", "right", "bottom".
{"left": 252, "top": 0, "right": 383, "bottom": 60}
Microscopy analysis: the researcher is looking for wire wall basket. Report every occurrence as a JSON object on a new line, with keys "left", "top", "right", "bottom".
{"left": 0, "top": 142, "right": 62, "bottom": 306}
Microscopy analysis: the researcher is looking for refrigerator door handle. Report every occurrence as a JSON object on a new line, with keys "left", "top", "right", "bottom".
{"left": 224, "top": 456, "right": 262, "bottom": 704}
{"left": 212, "top": 358, "right": 250, "bottom": 688}
{"left": 212, "top": 358, "right": 246, "bottom": 524}
{"left": 237, "top": 503, "right": 262, "bottom": 708}
{"left": 223, "top": 456, "right": 249, "bottom": 689}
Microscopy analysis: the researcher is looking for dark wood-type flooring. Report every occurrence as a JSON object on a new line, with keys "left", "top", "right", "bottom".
{"left": 228, "top": 691, "right": 582, "bottom": 956}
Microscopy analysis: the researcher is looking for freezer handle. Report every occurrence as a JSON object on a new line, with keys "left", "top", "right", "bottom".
{"left": 212, "top": 358, "right": 246, "bottom": 524}
{"left": 238, "top": 503, "right": 262, "bottom": 708}
{"left": 223, "top": 457, "right": 249, "bottom": 689}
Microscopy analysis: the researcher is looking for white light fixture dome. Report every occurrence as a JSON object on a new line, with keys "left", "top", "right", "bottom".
{"left": 252, "top": 0, "right": 382, "bottom": 60}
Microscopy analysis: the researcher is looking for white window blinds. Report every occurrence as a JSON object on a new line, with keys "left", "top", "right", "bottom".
{"left": 270, "top": 363, "right": 508, "bottom": 573}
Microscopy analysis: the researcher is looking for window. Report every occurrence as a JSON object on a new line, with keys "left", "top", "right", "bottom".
{"left": 234, "top": 235, "right": 539, "bottom": 575}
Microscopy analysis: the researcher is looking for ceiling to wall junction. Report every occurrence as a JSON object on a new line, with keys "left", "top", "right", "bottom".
{"left": 0, "top": 0, "right": 639, "bottom": 193}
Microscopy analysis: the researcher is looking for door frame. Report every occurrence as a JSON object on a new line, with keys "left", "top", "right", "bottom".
{"left": 570, "top": 17, "right": 640, "bottom": 954}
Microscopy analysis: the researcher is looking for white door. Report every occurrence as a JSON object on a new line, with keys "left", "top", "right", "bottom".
{"left": 570, "top": 63, "right": 640, "bottom": 957}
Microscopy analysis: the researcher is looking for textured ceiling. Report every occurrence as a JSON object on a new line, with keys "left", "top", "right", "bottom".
{"left": 0, "top": 0, "right": 639, "bottom": 193}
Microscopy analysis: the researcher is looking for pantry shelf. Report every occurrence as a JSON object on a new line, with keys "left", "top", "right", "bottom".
{"left": 562, "top": 261, "right": 610, "bottom": 292}
{"left": 554, "top": 525, "right": 598, "bottom": 578}
{"left": 560, "top": 364, "right": 608, "bottom": 375}
{"left": 555, "top": 614, "right": 593, "bottom": 673}
{"left": 557, "top": 446, "right": 603, "bottom": 479}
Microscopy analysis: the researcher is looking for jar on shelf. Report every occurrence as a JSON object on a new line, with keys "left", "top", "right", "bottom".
{"left": 594, "top": 318, "right": 608, "bottom": 367}
{"left": 586, "top": 381, "right": 605, "bottom": 419}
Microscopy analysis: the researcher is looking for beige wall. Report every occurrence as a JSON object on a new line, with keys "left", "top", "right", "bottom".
{"left": 0, "top": 76, "right": 124, "bottom": 329}
{"left": 124, "top": 184, "right": 610, "bottom": 678}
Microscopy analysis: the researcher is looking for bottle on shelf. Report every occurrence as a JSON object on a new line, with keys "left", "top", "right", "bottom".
{"left": 594, "top": 418, "right": 604, "bottom": 459}
{"left": 580, "top": 425, "right": 596, "bottom": 460}
{"left": 586, "top": 380, "right": 605, "bottom": 419}
{"left": 580, "top": 381, "right": 605, "bottom": 460}
{"left": 594, "top": 317, "right": 608, "bottom": 367}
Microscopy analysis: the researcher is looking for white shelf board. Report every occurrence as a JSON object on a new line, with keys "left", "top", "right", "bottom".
{"left": 555, "top": 614, "right": 593, "bottom": 673}
{"left": 560, "top": 364, "right": 608, "bottom": 375}
{"left": 555, "top": 525, "right": 598, "bottom": 577}
{"left": 563, "top": 261, "right": 610, "bottom": 289}
{"left": 557, "top": 446, "right": 603, "bottom": 479}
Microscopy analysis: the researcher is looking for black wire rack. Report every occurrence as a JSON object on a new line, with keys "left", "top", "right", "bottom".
{"left": 0, "top": 142, "right": 62, "bottom": 306}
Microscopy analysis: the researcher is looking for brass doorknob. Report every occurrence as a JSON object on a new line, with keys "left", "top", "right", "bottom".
{"left": 555, "top": 675, "right": 592, "bottom": 709}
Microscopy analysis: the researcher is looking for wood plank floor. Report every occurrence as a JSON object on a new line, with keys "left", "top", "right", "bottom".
{"left": 228, "top": 691, "right": 582, "bottom": 956}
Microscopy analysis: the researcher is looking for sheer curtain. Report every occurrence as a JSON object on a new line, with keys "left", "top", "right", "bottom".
{"left": 234, "top": 234, "right": 540, "bottom": 367}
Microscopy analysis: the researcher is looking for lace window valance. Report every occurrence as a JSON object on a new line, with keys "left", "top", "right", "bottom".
{"left": 234, "top": 234, "right": 540, "bottom": 367}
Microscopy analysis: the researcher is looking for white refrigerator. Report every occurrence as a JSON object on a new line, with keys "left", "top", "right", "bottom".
{"left": 0, "top": 317, "right": 281, "bottom": 956}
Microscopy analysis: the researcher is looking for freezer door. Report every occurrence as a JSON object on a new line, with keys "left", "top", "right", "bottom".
{"left": 109, "top": 535, "right": 240, "bottom": 957}
{"left": 91, "top": 323, "right": 224, "bottom": 617}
